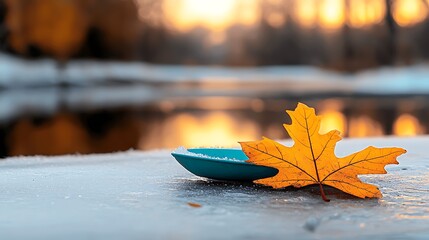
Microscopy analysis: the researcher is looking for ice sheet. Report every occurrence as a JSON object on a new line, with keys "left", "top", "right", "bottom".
{"left": 1, "top": 137, "right": 428, "bottom": 239}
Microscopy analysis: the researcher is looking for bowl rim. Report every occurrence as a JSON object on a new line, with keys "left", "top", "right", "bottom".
{"left": 171, "top": 148, "right": 257, "bottom": 167}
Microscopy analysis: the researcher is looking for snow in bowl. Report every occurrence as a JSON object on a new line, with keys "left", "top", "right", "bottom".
{"left": 171, "top": 147, "right": 278, "bottom": 181}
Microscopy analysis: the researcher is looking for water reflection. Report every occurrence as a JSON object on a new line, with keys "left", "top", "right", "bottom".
{"left": 7, "top": 112, "right": 141, "bottom": 156}
{"left": 349, "top": 116, "right": 384, "bottom": 137}
{"left": 393, "top": 114, "right": 425, "bottom": 136}
{"left": 139, "top": 112, "right": 260, "bottom": 149}
{"left": 318, "top": 99, "right": 347, "bottom": 135}
{"left": 9, "top": 114, "right": 90, "bottom": 155}
{"left": 1, "top": 96, "right": 429, "bottom": 157}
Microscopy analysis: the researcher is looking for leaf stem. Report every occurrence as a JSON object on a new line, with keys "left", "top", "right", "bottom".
{"left": 319, "top": 184, "right": 330, "bottom": 202}
{"left": 303, "top": 108, "right": 330, "bottom": 202}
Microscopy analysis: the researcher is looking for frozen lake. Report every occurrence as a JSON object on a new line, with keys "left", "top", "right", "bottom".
{"left": 2, "top": 53, "right": 429, "bottom": 157}
{"left": 0, "top": 137, "right": 428, "bottom": 239}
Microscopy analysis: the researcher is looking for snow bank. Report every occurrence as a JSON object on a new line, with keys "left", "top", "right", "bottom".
{"left": 2, "top": 53, "right": 429, "bottom": 95}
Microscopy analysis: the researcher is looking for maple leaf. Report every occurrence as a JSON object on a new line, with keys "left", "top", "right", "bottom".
{"left": 240, "top": 103, "right": 406, "bottom": 201}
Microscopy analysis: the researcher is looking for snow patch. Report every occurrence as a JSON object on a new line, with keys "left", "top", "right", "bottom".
{"left": 172, "top": 146, "right": 241, "bottom": 161}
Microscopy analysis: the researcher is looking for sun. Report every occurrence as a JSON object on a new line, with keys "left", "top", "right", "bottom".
{"left": 162, "top": 0, "right": 258, "bottom": 31}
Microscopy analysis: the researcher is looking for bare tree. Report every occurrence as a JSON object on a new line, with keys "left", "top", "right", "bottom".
{"left": 384, "top": 0, "right": 396, "bottom": 65}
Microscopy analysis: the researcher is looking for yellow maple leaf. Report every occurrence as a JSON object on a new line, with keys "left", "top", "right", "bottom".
{"left": 240, "top": 103, "right": 406, "bottom": 201}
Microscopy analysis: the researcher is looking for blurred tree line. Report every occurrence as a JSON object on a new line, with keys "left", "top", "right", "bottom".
{"left": 1, "top": 0, "right": 429, "bottom": 71}
{"left": 0, "top": 0, "right": 150, "bottom": 60}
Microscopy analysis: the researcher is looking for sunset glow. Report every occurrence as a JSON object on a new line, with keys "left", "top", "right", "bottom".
{"left": 160, "top": 0, "right": 429, "bottom": 32}
{"left": 319, "top": 100, "right": 346, "bottom": 135}
{"left": 319, "top": 0, "right": 345, "bottom": 29}
{"left": 392, "top": 0, "right": 428, "bottom": 27}
{"left": 348, "top": 116, "right": 384, "bottom": 137}
{"left": 162, "top": 0, "right": 259, "bottom": 32}
{"left": 139, "top": 112, "right": 260, "bottom": 149}
{"left": 292, "top": 0, "right": 317, "bottom": 28}
{"left": 172, "top": 112, "right": 259, "bottom": 147}
{"left": 393, "top": 114, "right": 425, "bottom": 136}
{"left": 320, "top": 110, "right": 347, "bottom": 135}
{"left": 348, "top": 0, "right": 385, "bottom": 28}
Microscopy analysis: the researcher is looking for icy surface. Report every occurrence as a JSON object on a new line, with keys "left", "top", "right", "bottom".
{"left": 1, "top": 137, "right": 429, "bottom": 239}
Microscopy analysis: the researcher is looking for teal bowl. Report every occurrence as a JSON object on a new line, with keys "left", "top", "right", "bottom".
{"left": 171, "top": 148, "right": 278, "bottom": 181}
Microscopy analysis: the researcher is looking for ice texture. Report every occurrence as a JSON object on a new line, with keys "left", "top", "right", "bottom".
{"left": 1, "top": 137, "right": 428, "bottom": 239}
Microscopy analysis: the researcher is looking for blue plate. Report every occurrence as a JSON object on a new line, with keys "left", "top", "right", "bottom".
{"left": 171, "top": 148, "right": 278, "bottom": 181}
